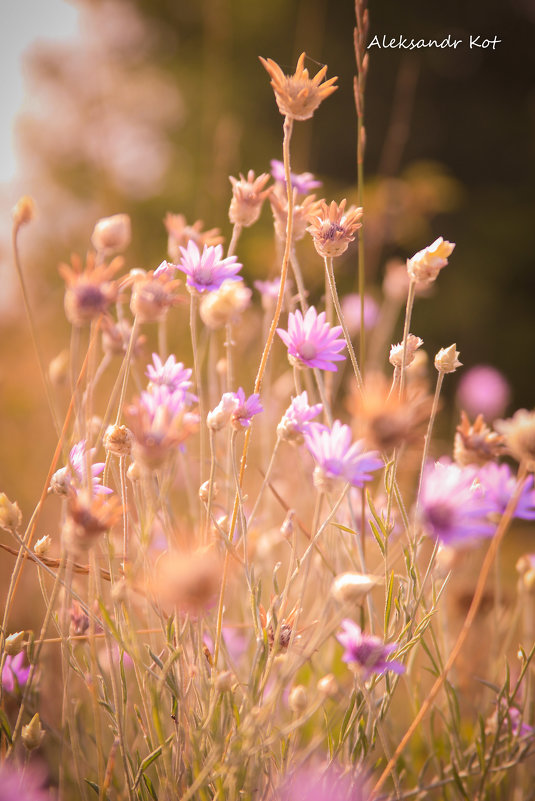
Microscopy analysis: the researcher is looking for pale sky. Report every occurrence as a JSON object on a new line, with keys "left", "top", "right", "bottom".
{"left": 0, "top": 0, "right": 80, "bottom": 184}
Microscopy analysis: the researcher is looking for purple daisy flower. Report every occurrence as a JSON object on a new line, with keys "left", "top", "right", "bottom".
{"left": 341, "top": 293, "right": 380, "bottom": 336}
{"left": 305, "top": 420, "right": 382, "bottom": 490}
{"left": 231, "top": 387, "right": 263, "bottom": 429}
{"left": 277, "top": 306, "right": 346, "bottom": 371}
{"left": 140, "top": 385, "right": 188, "bottom": 420}
{"left": 477, "top": 462, "right": 535, "bottom": 521}
{"left": 146, "top": 353, "right": 196, "bottom": 404}
{"left": 270, "top": 159, "right": 322, "bottom": 194}
{"left": 337, "top": 619, "right": 404, "bottom": 679}
{"left": 2, "top": 652, "right": 30, "bottom": 693}
{"left": 50, "top": 441, "right": 111, "bottom": 496}
{"left": 277, "top": 391, "right": 323, "bottom": 444}
{"left": 178, "top": 241, "right": 242, "bottom": 293}
{"left": 277, "top": 765, "right": 365, "bottom": 801}
{"left": 419, "top": 461, "right": 497, "bottom": 546}
{"left": 0, "top": 763, "right": 50, "bottom": 801}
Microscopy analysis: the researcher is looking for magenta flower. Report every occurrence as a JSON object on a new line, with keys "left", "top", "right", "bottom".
{"left": 456, "top": 365, "right": 511, "bottom": 421}
{"left": 50, "top": 441, "right": 111, "bottom": 496}
{"left": 0, "top": 763, "right": 50, "bottom": 801}
{"left": 2, "top": 652, "right": 30, "bottom": 693}
{"left": 254, "top": 277, "right": 283, "bottom": 300}
{"left": 277, "top": 765, "right": 365, "bottom": 801}
{"left": 277, "top": 391, "right": 323, "bottom": 444}
{"left": 231, "top": 387, "right": 263, "bottom": 429}
{"left": 337, "top": 619, "right": 404, "bottom": 678}
{"left": 478, "top": 462, "right": 535, "bottom": 520}
{"left": 277, "top": 306, "right": 346, "bottom": 371}
{"left": 341, "top": 293, "right": 379, "bottom": 336}
{"left": 419, "top": 461, "right": 497, "bottom": 546}
{"left": 305, "top": 420, "right": 382, "bottom": 489}
{"left": 178, "top": 241, "right": 242, "bottom": 293}
{"left": 146, "top": 353, "right": 196, "bottom": 403}
{"left": 270, "top": 159, "right": 322, "bottom": 194}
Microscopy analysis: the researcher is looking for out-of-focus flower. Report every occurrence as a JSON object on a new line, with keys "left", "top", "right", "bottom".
{"left": 153, "top": 546, "right": 222, "bottom": 614}
{"left": 62, "top": 490, "right": 122, "bottom": 553}
{"left": 435, "top": 344, "right": 462, "bottom": 373}
{"left": 341, "top": 294, "right": 379, "bottom": 337}
{"left": 407, "top": 237, "right": 455, "bottom": 286}
{"left": 49, "top": 441, "right": 111, "bottom": 497}
{"left": 165, "top": 213, "right": 223, "bottom": 263}
{"left": 419, "top": 461, "right": 496, "bottom": 546}
{"left": 12, "top": 195, "right": 35, "bottom": 228}
{"left": 336, "top": 619, "right": 404, "bottom": 679}
{"left": 270, "top": 159, "right": 322, "bottom": 194}
{"left": 254, "top": 276, "right": 293, "bottom": 313}
{"left": 22, "top": 713, "right": 45, "bottom": 751}
{"left": 307, "top": 199, "right": 363, "bottom": 258}
{"left": 277, "top": 391, "right": 323, "bottom": 445}
{"left": 454, "top": 412, "right": 505, "bottom": 467}
{"left": 146, "top": 353, "right": 195, "bottom": 401}
{"left": 2, "top": 652, "right": 30, "bottom": 693}
{"left": 456, "top": 365, "right": 511, "bottom": 421}
{"left": 59, "top": 252, "right": 122, "bottom": 327}
{"left": 259, "top": 52, "right": 338, "bottom": 121}
{"left": 229, "top": 170, "right": 271, "bottom": 227}
{"left": 91, "top": 213, "right": 131, "bottom": 255}
{"left": 103, "top": 424, "right": 134, "bottom": 458}
{"left": 207, "top": 393, "right": 240, "bottom": 432}
{"left": 275, "top": 764, "right": 365, "bottom": 801}
{"left": 4, "top": 631, "right": 25, "bottom": 656}
{"left": 288, "top": 685, "right": 308, "bottom": 714}
{"left": 259, "top": 603, "right": 300, "bottom": 652}
{"left": 0, "top": 493, "right": 22, "bottom": 531}
{"left": 277, "top": 306, "right": 346, "bottom": 371}
{"left": 270, "top": 186, "right": 320, "bottom": 242}
{"left": 0, "top": 762, "right": 50, "bottom": 801}
{"left": 494, "top": 409, "right": 535, "bottom": 467}
{"left": 128, "top": 269, "right": 181, "bottom": 323}
{"left": 230, "top": 388, "right": 263, "bottom": 430}
{"left": 331, "top": 573, "right": 380, "bottom": 605}
{"left": 478, "top": 462, "right": 535, "bottom": 520}
{"left": 305, "top": 420, "right": 382, "bottom": 492}
{"left": 199, "top": 279, "right": 252, "bottom": 329}
{"left": 389, "top": 334, "right": 424, "bottom": 370}
{"left": 101, "top": 317, "right": 146, "bottom": 359}
{"left": 178, "top": 241, "right": 242, "bottom": 294}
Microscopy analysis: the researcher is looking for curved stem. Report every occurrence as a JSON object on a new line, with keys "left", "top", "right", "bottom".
{"left": 416, "top": 370, "right": 444, "bottom": 507}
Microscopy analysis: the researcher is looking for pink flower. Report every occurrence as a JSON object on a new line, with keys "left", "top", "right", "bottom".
{"left": 178, "top": 241, "right": 242, "bottom": 293}
{"left": 50, "top": 441, "right": 111, "bottom": 496}
{"left": 478, "top": 462, "right": 535, "bottom": 520}
{"left": 337, "top": 619, "right": 404, "bottom": 678}
{"left": 145, "top": 353, "right": 196, "bottom": 403}
{"left": 270, "top": 159, "right": 322, "bottom": 194}
{"left": 2, "top": 652, "right": 30, "bottom": 693}
{"left": 456, "top": 365, "right": 511, "bottom": 421}
{"left": 277, "top": 391, "right": 323, "bottom": 444}
{"left": 305, "top": 420, "right": 382, "bottom": 489}
{"left": 231, "top": 388, "right": 263, "bottom": 429}
{"left": 277, "top": 306, "right": 346, "bottom": 371}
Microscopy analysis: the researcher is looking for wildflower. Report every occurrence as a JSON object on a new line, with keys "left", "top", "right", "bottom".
{"left": 259, "top": 603, "right": 300, "bottom": 652}
{"left": 270, "top": 159, "right": 322, "bottom": 194}
{"left": 478, "top": 461, "right": 535, "bottom": 520}
{"left": 4, "top": 631, "right": 25, "bottom": 656}
{"left": 22, "top": 713, "right": 45, "bottom": 751}
{"left": 49, "top": 441, "right": 111, "bottom": 497}
{"left": 207, "top": 393, "right": 240, "bottom": 431}
{"left": 277, "top": 306, "right": 346, "bottom": 371}
{"left": 259, "top": 52, "right": 338, "bottom": 121}
{"left": 62, "top": 491, "right": 122, "bottom": 553}
{"left": 101, "top": 317, "right": 146, "bottom": 358}
{"left": 34, "top": 535, "right": 51, "bottom": 556}
{"left": 2, "top": 651, "right": 30, "bottom": 693}
{"left": 277, "top": 391, "right": 323, "bottom": 445}
{"left": 0, "top": 492, "right": 22, "bottom": 531}
{"left": 317, "top": 673, "right": 338, "bottom": 697}
{"left": 341, "top": 293, "right": 379, "bottom": 337}
{"left": 12, "top": 195, "right": 35, "bottom": 228}
{"left": 230, "top": 387, "right": 263, "bottom": 430}
{"left": 418, "top": 461, "right": 497, "bottom": 546}
{"left": 178, "top": 241, "right": 242, "bottom": 294}
{"left": 59, "top": 252, "right": 122, "bottom": 327}
{"left": 305, "top": 420, "right": 382, "bottom": 492}
{"left": 495, "top": 409, "right": 535, "bottom": 467}
{"left": 331, "top": 572, "right": 379, "bottom": 605}
{"left": 103, "top": 424, "right": 134, "bottom": 458}
{"left": 307, "top": 199, "right": 363, "bottom": 258}
{"left": 337, "top": 619, "right": 404, "bottom": 678}
{"left": 153, "top": 259, "right": 177, "bottom": 279}
{"left": 91, "top": 213, "right": 131, "bottom": 255}
{"left": 275, "top": 764, "right": 365, "bottom": 801}
{"left": 129, "top": 269, "right": 181, "bottom": 323}
{"left": 199, "top": 279, "right": 252, "bottom": 329}
{"left": 435, "top": 343, "right": 462, "bottom": 373}
{"left": 145, "top": 353, "right": 195, "bottom": 401}
{"left": 229, "top": 170, "right": 271, "bottom": 227}
{"left": 0, "top": 762, "right": 50, "bottom": 801}
{"left": 453, "top": 412, "right": 505, "bottom": 467}
{"left": 154, "top": 546, "right": 222, "bottom": 614}
{"left": 389, "top": 334, "right": 424, "bottom": 370}
{"left": 407, "top": 236, "right": 455, "bottom": 286}
{"left": 288, "top": 685, "right": 308, "bottom": 714}
{"left": 164, "top": 212, "right": 223, "bottom": 263}
{"left": 254, "top": 276, "right": 292, "bottom": 312}
{"left": 456, "top": 365, "right": 511, "bottom": 421}
{"left": 270, "top": 185, "right": 320, "bottom": 242}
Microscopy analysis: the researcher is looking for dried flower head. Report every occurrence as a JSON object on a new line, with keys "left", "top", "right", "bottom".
{"left": 435, "top": 344, "right": 462, "bottom": 373}
{"left": 259, "top": 52, "right": 338, "bottom": 121}
{"left": 154, "top": 546, "right": 222, "bottom": 614}
{"left": 0, "top": 492, "right": 22, "bottom": 531}
{"left": 128, "top": 269, "right": 181, "bottom": 323}
{"left": 270, "top": 185, "right": 320, "bottom": 242}
{"left": 307, "top": 199, "right": 363, "bottom": 258}
{"left": 4, "top": 631, "right": 25, "bottom": 656}
{"left": 389, "top": 334, "right": 424, "bottom": 370}
{"left": 22, "top": 713, "right": 45, "bottom": 751}
{"left": 259, "top": 602, "right": 300, "bottom": 652}
{"left": 12, "top": 195, "right": 35, "bottom": 228}
{"left": 407, "top": 236, "right": 455, "bottom": 286}
{"left": 229, "top": 170, "right": 271, "bottom": 227}
{"left": 495, "top": 409, "right": 535, "bottom": 467}
{"left": 62, "top": 490, "right": 122, "bottom": 553}
{"left": 59, "top": 252, "right": 122, "bottom": 327}
{"left": 199, "top": 279, "right": 252, "bottom": 329}
{"left": 101, "top": 317, "right": 146, "bottom": 359}
{"left": 454, "top": 412, "right": 505, "bottom": 467}
{"left": 165, "top": 213, "right": 223, "bottom": 263}
{"left": 34, "top": 535, "right": 52, "bottom": 557}
{"left": 91, "top": 213, "right": 131, "bottom": 255}
{"left": 207, "top": 392, "right": 240, "bottom": 432}
{"left": 104, "top": 424, "right": 134, "bottom": 457}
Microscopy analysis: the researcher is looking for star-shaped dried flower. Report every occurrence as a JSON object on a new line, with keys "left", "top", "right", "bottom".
{"left": 59, "top": 252, "right": 122, "bottom": 327}
{"left": 307, "top": 199, "right": 363, "bottom": 258}
{"left": 407, "top": 237, "right": 455, "bottom": 286}
{"left": 270, "top": 186, "right": 320, "bottom": 242}
{"left": 259, "top": 52, "right": 338, "bottom": 121}
{"left": 229, "top": 170, "right": 271, "bottom": 227}
{"left": 435, "top": 344, "right": 462, "bottom": 373}
{"left": 164, "top": 213, "right": 223, "bottom": 263}
{"left": 453, "top": 411, "right": 505, "bottom": 467}
{"left": 495, "top": 409, "right": 535, "bottom": 467}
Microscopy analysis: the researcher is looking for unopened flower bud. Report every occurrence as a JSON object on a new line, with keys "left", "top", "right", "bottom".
{"left": 199, "top": 480, "right": 218, "bottom": 503}
{"left": 207, "top": 393, "right": 239, "bottom": 431}
{"left": 12, "top": 195, "right": 35, "bottom": 228}
{"left": 229, "top": 171, "right": 271, "bottom": 227}
{"left": 4, "top": 631, "right": 25, "bottom": 656}
{"left": 127, "top": 461, "right": 141, "bottom": 482}
{"left": 48, "top": 350, "right": 69, "bottom": 386}
{"left": 288, "top": 685, "right": 308, "bottom": 714}
{"left": 331, "top": 572, "right": 379, "bottom": 605}
{"left": 0, "top": 493, "right": 22, "bottom": 531}
{"left": 91, "top": 214, "right": 131, "bottom": 255}
{"left": 435, "top": 344, "right": 462, "bottom": 374}
{"left": 407, "top": 237, "right": 455, "bottom": 286}
{"left": 104, "top": 424, "right": 133, "bottom": 457}
{"left": 34, "top": 535, "right": 52, "bottom": 557}
{"left": 389, "top": 334, "right": 423, "bottom": 370}
{"left": 22, "top": 713, "right": 45, "bottom": 751}
{"left": 280, "top": 509, "right": 295, "bottom": 539}
{"left": 199, "top": 279, "right": 252, "bottom": 329}
{"left": 317, "top": 673, "right": 338, "bottom": 697}
{"left": 215, "top": 670, "right": 234, "bottom": 692}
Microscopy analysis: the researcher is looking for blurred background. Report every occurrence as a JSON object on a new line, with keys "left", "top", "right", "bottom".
{"left": 0, "top": 0, "right": 534, "bottom": 526}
